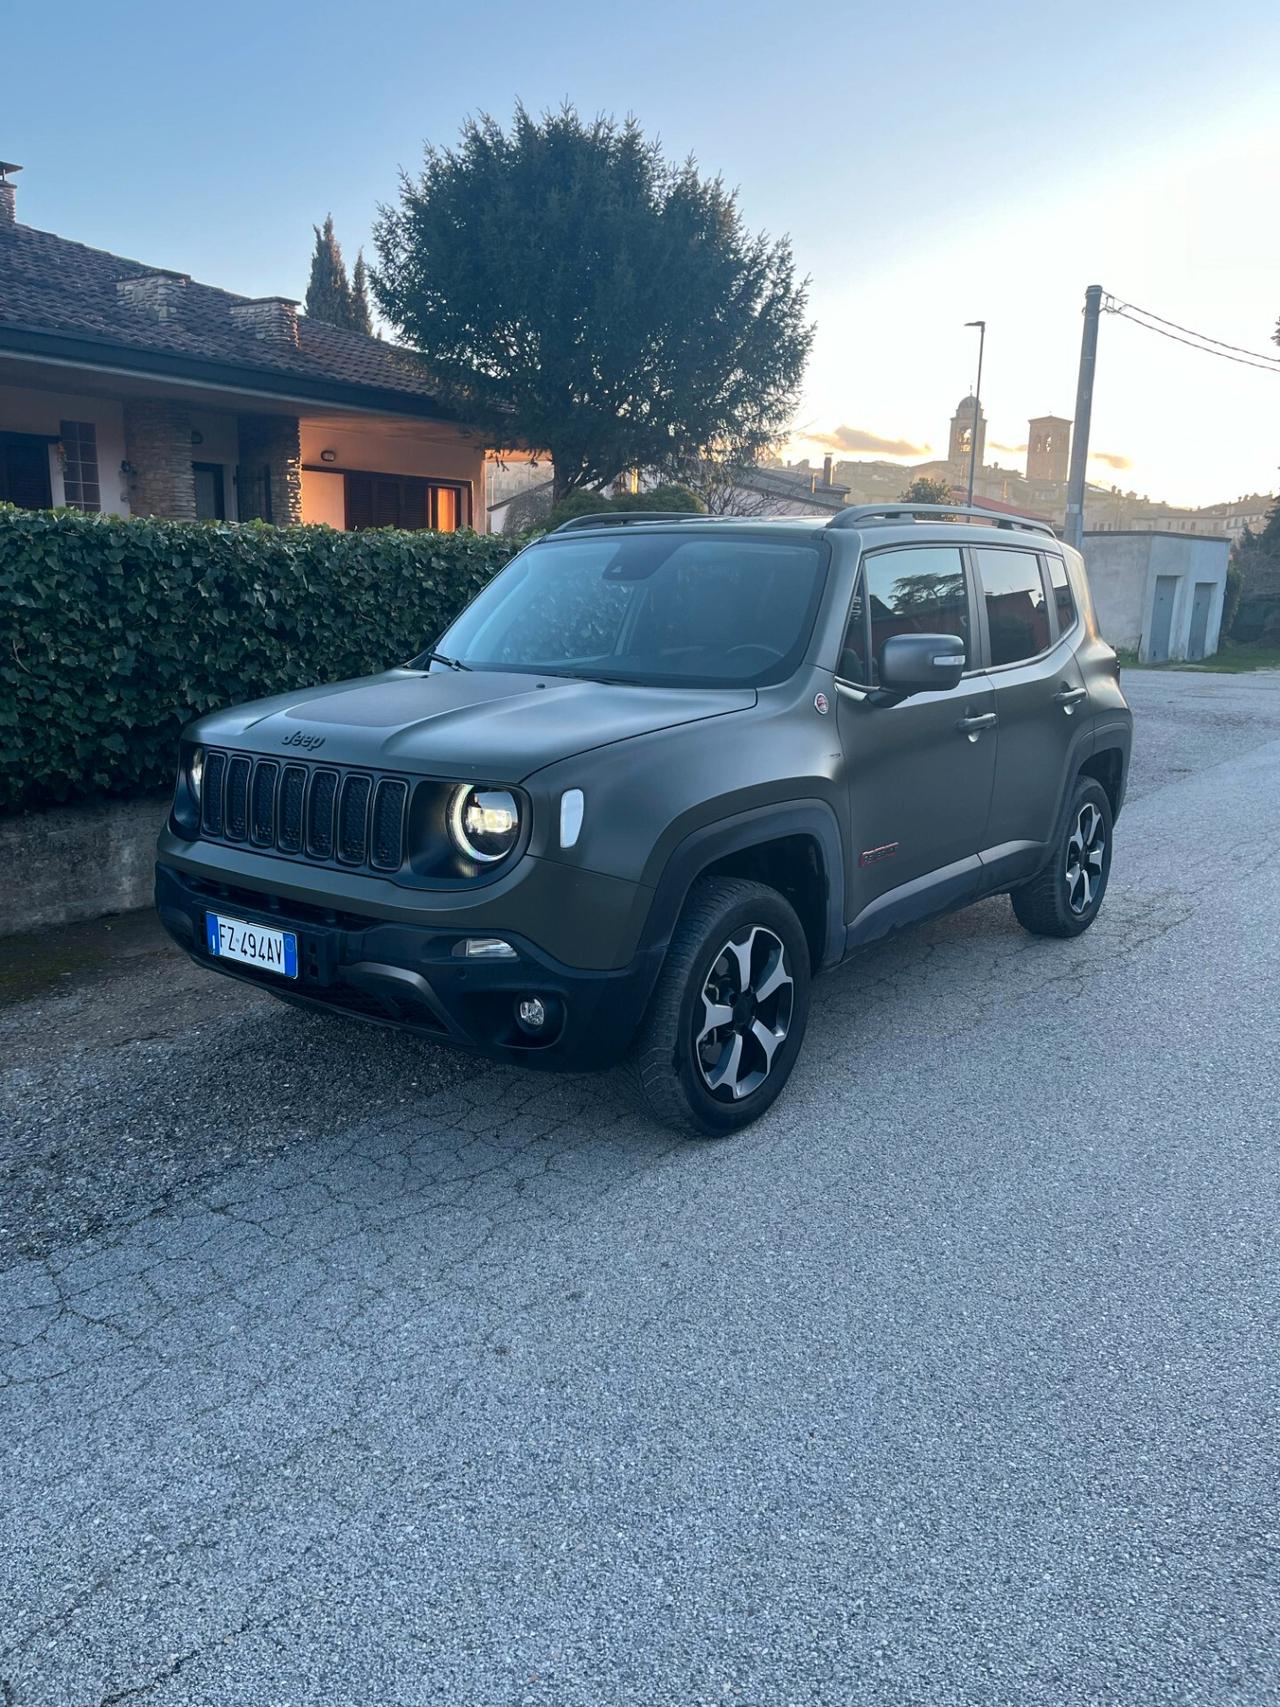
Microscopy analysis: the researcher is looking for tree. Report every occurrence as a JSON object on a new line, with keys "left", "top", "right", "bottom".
{"left": 544, "top": 483, "right": 705, "bottom": 531}
{"left": 349, "top": 250, "right": 374, "bottom": 336}
{"left": 304, "top": 215, "right": 353, "bottom": 328}
{"left": 899, "top": 475, "right": 954, "bottom": 508}
{"left": 1230, "top": 495, "right": 1280, "bottom": 643}
{"left": 372, "top": 105, "right": 813, "bottom": 501}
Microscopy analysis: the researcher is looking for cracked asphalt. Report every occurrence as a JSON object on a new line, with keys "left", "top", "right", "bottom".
{"left": 3, "top": 668, "right": 1280, "bottom": 1706}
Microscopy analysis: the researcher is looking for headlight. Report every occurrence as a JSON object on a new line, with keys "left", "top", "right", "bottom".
{"left": 449, "top": 786, "right": 521, "bottom": 864}
{"left": 188, "top": 745, "right": 205, "bottom": 805}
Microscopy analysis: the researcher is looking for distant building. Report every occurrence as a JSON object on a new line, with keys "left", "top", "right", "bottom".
{"left": 1127, "top": 494, "right": 1275, "bottom": 547}
{"left": 1026, "top": 415, "right": 1071, "bottom": 484}
{"left": 947, "top": 394, "right": 986, "bottom": 475}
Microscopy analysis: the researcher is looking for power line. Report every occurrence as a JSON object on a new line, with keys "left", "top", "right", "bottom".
{"left": 1102, "top": 293, "right": 1280, "bottom": 375}
{"left": 1104, "top": 295, "right": 1280, "bottom": 364}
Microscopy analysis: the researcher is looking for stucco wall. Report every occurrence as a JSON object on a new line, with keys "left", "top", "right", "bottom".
{"left": 0, "top": 382, "right": 131, "bottom": 515}
{"left": 1084, "top": 532, "right": 1229, "bottom": 661}
{"left": 298, "top": 418, "right": 487, "bottom": 529}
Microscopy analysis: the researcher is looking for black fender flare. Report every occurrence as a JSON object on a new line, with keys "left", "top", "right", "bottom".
{"left": 637, "top": 799, "right": 846, "bottom": 971}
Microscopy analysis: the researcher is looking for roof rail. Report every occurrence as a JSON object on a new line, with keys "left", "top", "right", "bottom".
{"left": 828, "top": 503, "right": 1057, "bottom": 539}
{"left": 551, "top": 510, "right": 705, "bottom": 533}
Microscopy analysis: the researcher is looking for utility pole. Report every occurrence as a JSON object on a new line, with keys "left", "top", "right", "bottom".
{"left": 1064, "top": 285, "right": 1103, "bottom": 551}
{"left": 964, "top": 319, "right": 986, "bottom": 508}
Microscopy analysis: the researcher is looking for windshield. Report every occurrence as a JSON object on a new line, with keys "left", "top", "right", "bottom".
{"left": 428, "top": 531, "right": 828, "bottom": 688}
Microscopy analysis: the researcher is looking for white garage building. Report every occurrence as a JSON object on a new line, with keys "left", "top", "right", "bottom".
{"left": 1082, "top": 531, "right": 1230, "bottom": 663}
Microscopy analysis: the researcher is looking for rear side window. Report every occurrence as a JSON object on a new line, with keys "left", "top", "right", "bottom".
{"left": 1047, "top": 556, "right": 1077, "bottom": 635}
{"left": 976, "top": 547, "right": 1050, "bottom": 666}
{"left": 864, "top": 546, "right": 969, "bottom": 683}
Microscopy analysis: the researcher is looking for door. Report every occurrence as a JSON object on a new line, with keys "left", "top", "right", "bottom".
{"left": 193, "top": 462, "right": 225, "bottom": 521}
{"left": 0, "top": 432, "right": 53, "bottom": 509}
{"left": 836, "top": 543, "right": 997, "bottom": 936}
{"left": 1187, "top": 581, "right": 1214, "bottom": 661}
{"left": 1147, "top": 574, "right": 1178, "bottom": 662}
{"left": 974, "top": 545, "right": 1090, "bottom": 879}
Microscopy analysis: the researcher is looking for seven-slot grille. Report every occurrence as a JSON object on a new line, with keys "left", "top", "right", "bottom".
{"left": 200, "top": 749, "right": 409, "bottom": 872}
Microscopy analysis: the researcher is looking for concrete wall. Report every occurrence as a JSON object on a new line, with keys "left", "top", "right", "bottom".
{"left": 0, "top": 796, "right": 168, "bottom": 937}
{"left": 0, "top": 382, "right": 131, "bottom": 514}
{"left": 1084, "top": 531, "right": 1229, "bottom": 662}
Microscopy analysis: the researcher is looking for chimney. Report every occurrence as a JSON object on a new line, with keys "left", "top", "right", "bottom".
{"left": 0, "top": 160, "right": 20, "bottom": 227}
{"left": 230, "top": 297, "right": 300, "bottom": 349}
{"left": 822, "top": 454, "right": 834, "bottom": 487}
{"left": 116, "top": 270, "right": 189, "bottom": 321}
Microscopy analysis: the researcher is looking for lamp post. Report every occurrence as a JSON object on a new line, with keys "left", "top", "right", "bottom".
{"left": 964, "top": 319, "right": 986, "bottom": 508}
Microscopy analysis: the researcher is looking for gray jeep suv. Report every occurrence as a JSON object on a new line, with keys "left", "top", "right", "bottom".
{"left": 156, "top": 503, "right": 1132, "bottom": 1136}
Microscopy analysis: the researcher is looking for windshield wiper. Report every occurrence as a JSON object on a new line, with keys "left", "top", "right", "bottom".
{"left": 420, "top": 650, "right": 471, "bottom": 672}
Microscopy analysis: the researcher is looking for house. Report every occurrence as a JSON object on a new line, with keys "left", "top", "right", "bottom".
{"left": 0, "top": 163, "right": 486, "bottom": 531}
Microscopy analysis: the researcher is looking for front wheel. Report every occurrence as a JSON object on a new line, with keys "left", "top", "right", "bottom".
{"left": 626, "top": 877, "right": 811, "bottom": 1137}
{"left": 1011, "top": 776, "right": 1114, "bottom": 938}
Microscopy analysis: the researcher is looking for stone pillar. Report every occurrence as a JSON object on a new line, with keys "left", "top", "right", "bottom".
{"left": 122, "top": 399, "right": 197, "bottom": 520}
{"left": 236, "top": 413, "right": 303, "bottom": 525}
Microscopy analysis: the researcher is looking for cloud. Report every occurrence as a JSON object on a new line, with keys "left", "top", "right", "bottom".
{"left": 802, "top": 424, "right": 931, "bottom": 458}
{"left": 1089, "top": 449, "right": 1132, "bottom": 471}
{"left": 991, "top": 440, "right": 1027, "bottom": 455}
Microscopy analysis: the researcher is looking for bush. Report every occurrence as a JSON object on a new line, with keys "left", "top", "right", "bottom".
{"left": 544, "top": 483, "right": 705, "bottom": 531}
{"left": 0, "top": 508, "right": 518, "bottom": 812}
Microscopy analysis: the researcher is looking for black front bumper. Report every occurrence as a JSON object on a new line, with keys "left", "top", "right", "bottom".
{"left": 155, "top": 862, "right": 663, "bottom": 1070}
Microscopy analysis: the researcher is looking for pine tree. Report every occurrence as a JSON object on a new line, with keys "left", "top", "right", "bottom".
{"left": 349, "top": 250, "right": 373, "bottom": 336}
{"left": 304, "top": 214, "right": 352, "bottom": 327}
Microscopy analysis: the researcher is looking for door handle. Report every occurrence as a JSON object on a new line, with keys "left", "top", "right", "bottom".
{"left": 1053, "top": 686, "right": 1088, "bottom": 709}
{"left": 956, "top": 711, "right": 997, "bottom": 736}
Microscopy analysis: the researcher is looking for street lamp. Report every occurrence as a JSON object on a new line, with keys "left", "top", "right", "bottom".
{"left": 964, "top": 319, "right": 986, "bottom": 508}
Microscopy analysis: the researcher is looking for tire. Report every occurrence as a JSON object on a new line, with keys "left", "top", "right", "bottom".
{"left": 626, "top": 876, "right": 812, "bottom": 1138}
{"left": 1010, "top": 776, "right": 1113, "bottom": 938}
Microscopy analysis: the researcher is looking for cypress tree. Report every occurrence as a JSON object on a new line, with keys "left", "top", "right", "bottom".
{"left": 350, "top": 250, "right": 373, "bottom": 335}
{"left": 304, "top": 214, "right": 353, "bottom": 327}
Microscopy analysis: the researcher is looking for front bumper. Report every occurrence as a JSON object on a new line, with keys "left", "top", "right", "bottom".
{"left": 155, "top": 860, "right": 664, "bottom": 1070}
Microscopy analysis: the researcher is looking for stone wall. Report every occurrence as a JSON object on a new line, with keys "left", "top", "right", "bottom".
{"left": 123, "top": 399, "right": 197, "bottom": 520}
{"left": 237, "top": 412, "right": 302, "bottom": 524}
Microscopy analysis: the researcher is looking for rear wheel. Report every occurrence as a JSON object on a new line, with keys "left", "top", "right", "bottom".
{"left": 627, "top": 877, "right": 811, "bottom": 1137}
{"left": 1011, "top": 776, "right": 1113, "bottom": 938}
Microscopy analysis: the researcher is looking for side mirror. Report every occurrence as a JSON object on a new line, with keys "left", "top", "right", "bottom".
{"left": 877, "top": 633, "right": 966, "bottom": 700}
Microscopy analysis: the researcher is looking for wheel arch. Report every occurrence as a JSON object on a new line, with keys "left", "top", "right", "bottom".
{"left": 639, "top": 801, "right": 846, "bottom": 974}
{"left": 1077, "top": 743, "right": 1127, "bottom": 821}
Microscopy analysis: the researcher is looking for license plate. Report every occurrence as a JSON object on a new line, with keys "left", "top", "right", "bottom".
{"left": 205, "top": 912, "right": 297, "bottom": 978}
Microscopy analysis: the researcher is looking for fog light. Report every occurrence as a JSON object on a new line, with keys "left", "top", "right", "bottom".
{"left": 456, "top": 937, "right": 517, "bottom": 960}
{"left": 516, "top": 997, "right": 547, "bottom": 1031}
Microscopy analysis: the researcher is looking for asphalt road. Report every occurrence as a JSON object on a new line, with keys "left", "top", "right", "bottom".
{"left": 3, "top": 668, "right": 1280, "bottom": 1706}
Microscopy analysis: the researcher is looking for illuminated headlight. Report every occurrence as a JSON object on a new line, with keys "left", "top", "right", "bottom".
{"left": 449, "top": 786, "right": 521, "bottom": 864}
{"left": 188, "top": 745, "right": 205, "bottom": 805}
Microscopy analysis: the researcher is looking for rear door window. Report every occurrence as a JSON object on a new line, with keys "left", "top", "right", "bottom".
{"left": 1046, "top": 556, "right": 1077, "bottom": 637}
{"left": 975, "top": 548, "right": 1051, "bottom": 666}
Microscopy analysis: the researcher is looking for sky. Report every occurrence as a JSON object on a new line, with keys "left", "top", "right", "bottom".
{"left": 6, "top": 0, "right": 1279, "bottom": 507}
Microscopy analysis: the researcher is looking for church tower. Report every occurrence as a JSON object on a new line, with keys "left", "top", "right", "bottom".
{"left": 1027, "top": 415, "right": 1071, "bottom": 484}
{"left": 948, "top": 395, "right": 986, "bottom": 476}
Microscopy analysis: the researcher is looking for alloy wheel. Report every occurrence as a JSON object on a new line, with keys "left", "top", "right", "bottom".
{"left": 1065, "top": 802, "right": 1106, "bottom": 916}
{"left": 695, "top": 926, "right": 794, "bottom": 1102}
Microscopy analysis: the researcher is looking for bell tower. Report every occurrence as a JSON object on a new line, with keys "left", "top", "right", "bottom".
{"left": 948, "top": 395, "right": 986, "bottom": 476}
{"left": 1027, "top": 415, "right": 1071, "bottom": 484}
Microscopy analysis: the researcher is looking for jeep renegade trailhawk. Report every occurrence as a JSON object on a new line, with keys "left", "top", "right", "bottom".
{"left": 156, "top": 504, "right": 1133, "bottom": 1136}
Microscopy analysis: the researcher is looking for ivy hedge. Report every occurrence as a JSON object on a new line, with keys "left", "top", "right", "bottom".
{"left": 0, "top": 508, "right": 519, "bottom": 812}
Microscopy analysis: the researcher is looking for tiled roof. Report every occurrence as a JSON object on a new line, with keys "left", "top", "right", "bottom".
{"left": 0, "top": 219, "right": 448, "bottom": 409}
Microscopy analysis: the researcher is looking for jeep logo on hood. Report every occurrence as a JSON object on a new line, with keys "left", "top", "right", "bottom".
{"left": 281, "top": 729, "right": 326, "bottom": 751}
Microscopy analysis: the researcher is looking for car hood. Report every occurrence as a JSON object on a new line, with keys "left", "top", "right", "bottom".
{"left": 192, "top": 668, "right": 756, "bottom": 781}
